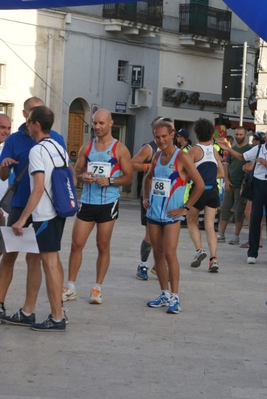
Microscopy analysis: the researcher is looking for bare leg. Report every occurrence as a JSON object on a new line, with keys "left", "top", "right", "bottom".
{"left": 187, "top": 207, "right": 201, "bottom": 250}
{"left": 203, "top": 207, "right": 217, "bottom": 258}
{"left": 41, "top": 252, "right": 64, "bottom": 320}
{"left": 23, "top": 253, "right": 42, "bottom": 314}
{"left": 0, "top": 251, "right": 19, "bottom": 303}
{"left": 95, "top": 220, "right": 116, "bottom": 284}
{"left": 67, "top": 218, "right": 95, "bottom": 282}
{"left": 148, "top": 223, "right": 169, "bottom": 291}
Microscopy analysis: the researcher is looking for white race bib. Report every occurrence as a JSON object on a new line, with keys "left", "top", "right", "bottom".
{"left": 151, "top": 177, "right": 171, "bottom": 197}
{"left": 87, "top": 162, "right": 111, "bottom": 178}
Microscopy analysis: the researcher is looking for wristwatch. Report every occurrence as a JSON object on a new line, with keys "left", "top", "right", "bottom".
{"left": 108, "top": 177, "right": 115, "bottom": 185}
{"left": 182, "top": 203, "right": 190, "bottom": 211}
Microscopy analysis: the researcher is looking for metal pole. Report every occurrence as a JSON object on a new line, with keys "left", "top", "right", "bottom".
{"left": 239, "top": 41, "right": 247, "bottom": 126}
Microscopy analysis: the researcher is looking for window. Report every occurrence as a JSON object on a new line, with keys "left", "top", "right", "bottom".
{"left": 117, "top": 60, "right": 128, "bottom": 82}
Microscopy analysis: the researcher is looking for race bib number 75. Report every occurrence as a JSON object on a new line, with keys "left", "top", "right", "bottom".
{"left": 87, "top": 162, "right": 111, "bottom": 178}
{"left": 151, "top": 177, "right": 171, "bottom": 197}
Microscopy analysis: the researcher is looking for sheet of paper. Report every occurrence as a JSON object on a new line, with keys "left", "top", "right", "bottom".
{"left": 1, "top": 227, "right": 39, "bottom": 253}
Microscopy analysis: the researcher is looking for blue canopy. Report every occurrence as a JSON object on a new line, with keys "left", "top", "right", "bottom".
{"left": 0, "top": 0, "right": 142, "bottom": 10}
{"left": 223, "top": 0, "right": 267, "bottom": 42}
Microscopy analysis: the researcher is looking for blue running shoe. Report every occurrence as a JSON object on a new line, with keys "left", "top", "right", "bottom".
{"left": 147, "top": 292, "right": 170, "bottom": 307}
{"left": 166, "top": 295, "right": 181, "bottom": 314}
{"left": 31, "top": 315, "right": 66, "bottom": 332}
{"left": 136, "top": 265, "right": 149, "bottom": 281}
{"left": 2, "top": 308, "right": 35, "bottom": 326}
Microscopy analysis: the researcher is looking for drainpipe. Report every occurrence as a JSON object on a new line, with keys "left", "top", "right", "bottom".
{"left": 46, "top": 33, "right": 53, "bottom": 108}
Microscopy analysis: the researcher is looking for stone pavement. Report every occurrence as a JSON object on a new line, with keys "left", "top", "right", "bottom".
{"left": 0, "top": 198, "right": 267, "bottom": 399}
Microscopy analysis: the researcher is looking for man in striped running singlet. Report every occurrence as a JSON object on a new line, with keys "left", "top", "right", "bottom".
{"left": 143, "top": 120, "right": 204, "bottom": 314}
{"left": 62, "top": 109, "right": 133, "bottom": 305}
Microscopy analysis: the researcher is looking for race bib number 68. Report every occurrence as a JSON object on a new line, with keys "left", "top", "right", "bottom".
{"left": 151, "top": 177, "right": 171, "bottom": 197}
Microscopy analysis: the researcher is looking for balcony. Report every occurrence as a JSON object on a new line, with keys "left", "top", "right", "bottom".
{"left": 179, "top": 4, "right": 231, "bottom": 49}
{"left": 103, "top": 2, "right": 163, "bottom": 37}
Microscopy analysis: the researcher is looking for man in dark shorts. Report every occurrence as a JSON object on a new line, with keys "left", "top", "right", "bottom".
{"left": 187, "top": 119, "right": 224, "bottom": 272}
{"left": 62, "top": 109, "right": 133, "bottom": 304}
{"left": 6, "top": 106, "right": 68, "bottom": 331}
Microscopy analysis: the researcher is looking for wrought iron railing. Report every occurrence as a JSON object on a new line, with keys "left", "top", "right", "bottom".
{"left": 179, "top": 4, "right": 231, "bottom": 41}
{"left": 103, "top": 2, "right": 163, "bottom": 28}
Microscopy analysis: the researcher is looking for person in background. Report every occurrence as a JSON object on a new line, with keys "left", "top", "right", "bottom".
{"left": 216, "top": 127, "right": 251, "bottom": 245}
{"left": 239, "top": 132, "right": 265, "bottom": 249}
{"left": 218, "top": 132, "right": 267, "bottom": 264}
{"left": 0, "top": 114, "right": 12, "bottom": 257}
{"left": 187, "top": 119, "right": 224, "bottom": 272}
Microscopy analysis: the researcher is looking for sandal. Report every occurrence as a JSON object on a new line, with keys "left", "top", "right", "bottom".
{"left": 239, "top": 241, "right": 249, "bottom": 248}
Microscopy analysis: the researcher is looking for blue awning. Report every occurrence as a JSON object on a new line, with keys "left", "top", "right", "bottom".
{"left": 223, "top": 0, "right": 267, "bottom": 42}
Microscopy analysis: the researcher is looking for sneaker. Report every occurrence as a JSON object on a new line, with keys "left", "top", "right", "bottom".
{"left": 136, "top": 264, "right": 149, "bottom": 280}
{"left": 89, "top": 288, "right": 102, "bottom": 304}
{"left": 166, "top": 295, "right": 181, "bottom": 314}
{"left": 208, "top": 258, "right": 219, "bottom": 273}
{"left": 147, "top": 292, "right": 170, "bottom": 308}
{"left": 217, "top": 233, "right": 225, "bottom": 243}
{"left": 48, "top": 307, "right": 68, "bottom": 325}
{"left": 150, "top": 266, "right": 157, "bottom": 275}
{"left": 62, "top": 285, "right": 77, "bottom": 302}
{"left": 229, "top": 235, "right": 239, "bottom": 245}
{"left": 247, "top": 257, "right": 256, "bottom": 264}
{"left": 2, "top": 308, "right": 35, "bottom": 326}
{"left": 31, "top": 315, "right": 66, "bottom": 332}
{"left": 0, "top": 302, "right": 6, "bottom": 322}
{"left": 191, "top": 248, "right": 207, "bottom": 268}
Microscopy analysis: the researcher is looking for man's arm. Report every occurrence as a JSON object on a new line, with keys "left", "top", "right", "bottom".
{"left": 131, "top": 145, "right": 152, "bottom": 172}
{"left": 217, "top": 140, "right": 244, "bottom": 161}
{"left": 111, "top": 143, "right": 133, "bottom": 186}
{"left": 12, "top": 172, "right": 44, "bottom": 235}
{"left": 142, "top": 156, "right": 154, "bottom": 209}
{"left": 75, "top": 142, "right": 96, "bottom": 186}
{"left": 0, "top": 159, "right": 19, "bottom": 181}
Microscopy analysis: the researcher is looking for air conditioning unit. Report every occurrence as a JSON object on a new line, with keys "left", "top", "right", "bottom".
{"left": 129, "top": 89, "right": 153, "bottom": 108}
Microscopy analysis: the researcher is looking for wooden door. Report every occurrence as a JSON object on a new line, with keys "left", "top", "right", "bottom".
{"left": 67, "top": 112, "right": 84, "bottom": 155}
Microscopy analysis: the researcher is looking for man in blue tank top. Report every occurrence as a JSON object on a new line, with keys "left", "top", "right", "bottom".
{"left": 62, "top": 109, "right": 133, "bottom": 305}
{"left": 143, "top": 120, "right": 204, "bottom": 314}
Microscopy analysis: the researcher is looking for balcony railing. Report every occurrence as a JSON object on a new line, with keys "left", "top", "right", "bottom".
{"left": 179, "top": 4, "right": 231, "bottom": 42}
{"left": 103, "top": 3, "right": 163, "bottom": 28}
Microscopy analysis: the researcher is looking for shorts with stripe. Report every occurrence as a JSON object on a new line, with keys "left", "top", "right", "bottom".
{"left": 33, "top": 216, "right": 65, "bottom": 252}
{"left": 77, "top": 200, "right": 119, "bottom": 223}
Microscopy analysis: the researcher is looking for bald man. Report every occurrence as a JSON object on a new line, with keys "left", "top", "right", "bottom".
{"left": 62, "top": 109, "right": 133, "bottom": 304}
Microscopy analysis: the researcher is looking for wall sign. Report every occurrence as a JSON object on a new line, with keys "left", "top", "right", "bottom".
{"left": 163, "top": 88, "right": 226, "bottom": 112}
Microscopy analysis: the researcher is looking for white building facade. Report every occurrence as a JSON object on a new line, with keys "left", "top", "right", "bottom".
{"left": 0, "top": 0, "right": 257, "bottom": 196}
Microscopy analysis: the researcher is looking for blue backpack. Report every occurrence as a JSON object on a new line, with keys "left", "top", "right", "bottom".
{"left": 40, "top": 140, "right": 79, "bottom": 218}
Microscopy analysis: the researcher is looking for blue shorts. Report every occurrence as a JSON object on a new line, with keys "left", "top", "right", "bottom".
{"left": 147, "top": 217, "right": 180, "bottom": 227}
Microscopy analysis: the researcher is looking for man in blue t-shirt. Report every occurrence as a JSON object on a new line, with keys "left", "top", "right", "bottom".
{"left": 0, "top": 97, "right": 66, "bottom": 324}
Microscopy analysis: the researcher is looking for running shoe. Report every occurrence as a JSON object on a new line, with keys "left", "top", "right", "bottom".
{"left": 31, "top": 315, "right": 66, "bottom": 332}
{"left": 208, "top": 258, "right": 219, "bottom": 273}
{"left": 247, "top": 257, "right": 256, "bottom": 264}
{"left": 2, "top": 308, "right": 35, "bottom": 326}
{"left": 150, "top": 266, "right": 157, "bottom": 275}
{"left": 136, "top": 265, "right": 149, "bottom": 280}
{"left": 0, "top": 302, "right": 6, "bottom": 322}
{"left": 191, "top": 248, "right": 207, "bottom": 268}
{"left": 48, "top": 307, "right": 68, "bottom": 325}
{"left": 217, "top": 233, "right": 225, "bottom": 243}
{"left": 89, "top": 288, "right": 102, "bottom": 304}
{"left": 147, "top": 292, "right": 170, "bottom": 308}
{"left": 229, "top": 235, "right": 239, "bottom": 245}
{"left": 62, "top": 285, "right": 77, "bottom": 302}
{"left": 166, "top": 295, "right": 181, "bottom": 314}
